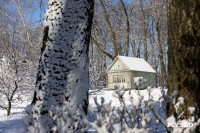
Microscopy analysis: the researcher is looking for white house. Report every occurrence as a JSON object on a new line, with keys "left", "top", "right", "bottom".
{"left": 107, "top": 56, "right": 156, "bottom": 90}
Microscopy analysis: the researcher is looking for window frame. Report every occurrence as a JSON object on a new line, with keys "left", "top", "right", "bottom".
{"left": 113, "top": 75, "right": 125, "bottom": 83}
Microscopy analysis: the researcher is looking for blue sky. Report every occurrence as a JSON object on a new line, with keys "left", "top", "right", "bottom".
{"left": 27, "top": 1, "right": 48, "bottom": 27}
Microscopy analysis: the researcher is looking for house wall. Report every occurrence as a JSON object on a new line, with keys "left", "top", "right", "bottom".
{"left": 107, "top": 71, "right": 132, "bottom": 90}
{"left": 107, "top": 58, "right": 155, "bottom": 90}
{"left": 131, "top": 71, "right": 155, "bottom": 89}
{"left": 109, "top": 59, "right": 129, "bottom": 72}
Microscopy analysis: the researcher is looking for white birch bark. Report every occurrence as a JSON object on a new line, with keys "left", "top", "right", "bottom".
{"left": 29, "top": 0, "right": 94, "bottom": 130}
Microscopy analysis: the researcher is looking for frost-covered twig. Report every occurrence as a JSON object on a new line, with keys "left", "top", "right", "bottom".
{"left": 151, "top": 104, "right": 170, "bottom": 132}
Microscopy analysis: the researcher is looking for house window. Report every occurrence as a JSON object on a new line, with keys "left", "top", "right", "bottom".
{"left": 113, "top": 75, "right": 125, "bottom": 83}
{"left": 113, "top": 75, "right": 117, "bottom": 82}
{"left": 122, "top": 76, "right": 125, "bottom": 82}
{"left": 117, "top": 76, "right": 121, "bottom": 82}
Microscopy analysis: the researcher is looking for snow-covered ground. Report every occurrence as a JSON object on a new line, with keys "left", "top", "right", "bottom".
{"left": 89, "top": 88, "right": 164, "bottom": 108}
{"left": 0, "top": 100, "right": 30, "bottom": 133}
{"left": 0, "top": 88, "right": 166, "bottom": 133}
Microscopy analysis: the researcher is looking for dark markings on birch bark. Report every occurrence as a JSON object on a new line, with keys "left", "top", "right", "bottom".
{"left": 41, "top": 26, "right": 49, "bottom": 54}
{"left": 32, "top": 26, "right": 49, "bottom": 105}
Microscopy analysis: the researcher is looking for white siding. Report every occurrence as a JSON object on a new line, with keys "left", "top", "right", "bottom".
{"left": 109, "top": 59, "right": 129, "bottom": 72}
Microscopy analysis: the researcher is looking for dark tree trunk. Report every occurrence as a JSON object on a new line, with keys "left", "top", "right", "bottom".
{"left": 120, "top": 0, "right": 130, "bottom": 56}
{"left": 167, "top": 0, "right": 200, "bottom": 118}
{"left": 99, "top": 0, "right": 119, "bottom": 57}
{"left": 7, "top": 100, "right": 11, "bottom": 116}
{"left": 157, "top": 21, "right": 167, "bottom": 88}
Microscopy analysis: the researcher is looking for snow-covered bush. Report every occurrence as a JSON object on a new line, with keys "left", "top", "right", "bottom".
{"left": 24, "top": 76, "right": 200, "bottom": 132}
{"left": 89, "top": 84, "right": 153, "bottom": 133}
{"left": 166, "top": 90, "right": 200, "bottom": 133}
{"left": 89, "top": 77, "right": 200, "bottom": 133}
{"left": 89, "top": 53, "right": 107, "bottom": 90}
{"left": 133, "top": 77, "right": 147, "bottom": 89}
{"left": 24, "top": 104, "right": 88, "bottom": 133}
{"left": 89, "top": 66, "right": 107, "bottom": 90}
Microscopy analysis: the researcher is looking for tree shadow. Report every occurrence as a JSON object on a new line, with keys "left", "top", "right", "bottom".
{"left": 0, "top": 117, "right": 26, "bottom": 133}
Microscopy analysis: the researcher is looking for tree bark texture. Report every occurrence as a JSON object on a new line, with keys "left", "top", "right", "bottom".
{"left": 31, "top": 0, "right": 94, "bottom": 129}
{"left": 7, "top": 100, "right": 11, "bottom": 116}
{"left": 167, "top": 0, "right": 200, "bottom": 118}
{"left": 140, "top": 0, "right": 149, "bottom": 61}
{"left": 156, "top": 20, "right": 167, "bottom": 88}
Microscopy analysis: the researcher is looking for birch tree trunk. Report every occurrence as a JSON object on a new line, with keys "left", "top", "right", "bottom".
{"left": 167, "top": 0, "right": 200, "bottom": 118}
{"left": 30, "top": 0, "right": 94, "bottom": 129}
